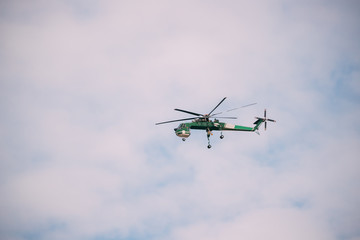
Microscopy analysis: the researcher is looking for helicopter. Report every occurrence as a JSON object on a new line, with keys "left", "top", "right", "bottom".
{"left": 155, "top": 97, "right": 276, "bottom": 148}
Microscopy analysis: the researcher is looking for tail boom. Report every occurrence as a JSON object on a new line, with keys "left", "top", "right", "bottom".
{"left": 222, "top": 123, "right": 257, "bottom": 132}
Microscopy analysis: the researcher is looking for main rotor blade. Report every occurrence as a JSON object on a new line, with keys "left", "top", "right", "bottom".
{"left": 240, "top": 102, "right": 257, "bottom": 108}
{"left": 213, "top": 116, "right": 237, "bottom": 119}
{"left": 174, "top": 108, "right": 203, "bottom": 116}
{"left": 155, "top": 117, "right": 198, "bottom": 125}
{"left": 208, "top": 97, "right": 227, "bottom": 115}
{"left": 267, "top": 119, "right": 276, "bottom": 122}
{"left": 211, "top": 102, "right": 257, "bottom": 116}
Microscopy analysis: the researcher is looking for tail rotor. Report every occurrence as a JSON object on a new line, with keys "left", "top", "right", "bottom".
{"left": 255, "top": 109, "right": 276, "bottom": 131}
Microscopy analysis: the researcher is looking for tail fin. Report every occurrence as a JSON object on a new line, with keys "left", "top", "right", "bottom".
{"left": 253, "top": 109, "right": 276, "bottom": 131}
{"left": 253, "top": 118, "right": 264, "bottom": 131}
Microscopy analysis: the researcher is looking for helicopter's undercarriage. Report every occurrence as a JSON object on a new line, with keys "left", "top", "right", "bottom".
{"left": 206, "top": 129, "right": 225, "bottom": 148}
{"left": 178, "top": 129, "right": 224, "bottom": 148}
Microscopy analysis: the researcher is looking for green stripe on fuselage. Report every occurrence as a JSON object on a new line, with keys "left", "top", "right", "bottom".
{"left": 231, "top": 125, "right": 254, "bottom": 131}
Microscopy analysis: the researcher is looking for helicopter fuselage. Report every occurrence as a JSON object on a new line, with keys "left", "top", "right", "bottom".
{"left": 174, "top": 119, "right": 255, "bottom": 139}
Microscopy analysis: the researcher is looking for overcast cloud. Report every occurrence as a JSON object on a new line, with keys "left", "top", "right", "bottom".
{"left": 1, "top": 0, "right": 360, "bottom": 239}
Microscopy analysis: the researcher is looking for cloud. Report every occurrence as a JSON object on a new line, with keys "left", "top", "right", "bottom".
{"left": 0, "top": 0, "right": 360, "bottom": 240}
{"left": 169, "top": 208, "right": 335, "bottom": 240}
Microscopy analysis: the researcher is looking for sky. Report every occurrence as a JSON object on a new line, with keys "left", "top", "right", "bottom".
{"left": 0, "top": 0, "right": 360, "bottom": 239}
